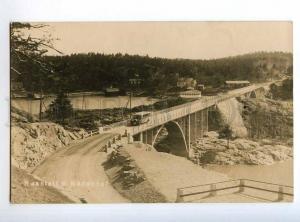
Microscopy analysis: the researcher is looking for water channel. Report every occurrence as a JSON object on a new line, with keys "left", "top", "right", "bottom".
{"left": 11, "top": 95, "right": 157, "bottom": 115}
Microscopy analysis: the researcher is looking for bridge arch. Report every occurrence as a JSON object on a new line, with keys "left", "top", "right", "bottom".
{"left": 248, "top": 88, "right": 266, "bottom": 99}
{"left": 152, "top": 120, "right": 188, "bottom": 157}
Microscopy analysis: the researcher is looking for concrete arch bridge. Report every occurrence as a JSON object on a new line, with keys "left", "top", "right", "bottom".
{"left": 127, "top": 81, "right": 281, "bottom": 157}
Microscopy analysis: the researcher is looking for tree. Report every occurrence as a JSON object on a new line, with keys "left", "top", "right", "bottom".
{"left": 10, "top": 22, "right": 62, "bottom": 92}
{"left": 200, "top": 151, "right": 217, "bottom": 164}
{"left": 11, "top": 22, "right": 64, "bottom": 121}
{"left": 219, "top": 125, "right": 234, "bottom": 148}
{"left": 47, "top": 92, "right": 73, "bottom": 125}
{"left": 269, "top": 79, "right": 293, "bottom": 100}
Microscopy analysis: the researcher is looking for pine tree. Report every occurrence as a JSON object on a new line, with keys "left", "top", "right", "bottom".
{"left": 47, "top": 92, "right": 73, "bottom": 125}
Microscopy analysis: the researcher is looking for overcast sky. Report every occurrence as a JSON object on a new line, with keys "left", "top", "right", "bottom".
{"left": 32, "top": 22, "right": 292, "bottom": 59}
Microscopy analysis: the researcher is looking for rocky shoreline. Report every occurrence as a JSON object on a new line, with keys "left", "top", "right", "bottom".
{"left": 191, "top": 131, "right": 293, "bottom": 165}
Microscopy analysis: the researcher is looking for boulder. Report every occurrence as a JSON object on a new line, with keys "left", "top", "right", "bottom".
{"left": 269, "top": 150, "right": 288, "bottom": 161}
{"left": 204, "top": 131, "right": 219, "bottom": 138}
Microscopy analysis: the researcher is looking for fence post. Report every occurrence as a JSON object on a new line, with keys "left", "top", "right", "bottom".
{"left": 128, "top": 133, "right": 133, "bottom": 144}
{"left": 239, "top": 179, "right": 245, "bottom": 193}
{"left": 210, "top": 184, "right": 217, "bottom": 196}
{"left": 278, "top": 186, "right": 284, "bottom": 201}
{"left": 99, "top": 127, "right": 103, "bottom": 134}
{"left": 176, "top": 189, "right": 184, "bottom": 203}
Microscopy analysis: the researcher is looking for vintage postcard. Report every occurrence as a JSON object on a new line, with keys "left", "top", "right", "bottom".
{"left": 10, "top": 22, "right": 293, "bottom": 203}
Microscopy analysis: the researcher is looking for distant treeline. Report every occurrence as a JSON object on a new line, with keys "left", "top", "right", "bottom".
{"left": 14, "top": 52, "right": 293, "bottom": 94}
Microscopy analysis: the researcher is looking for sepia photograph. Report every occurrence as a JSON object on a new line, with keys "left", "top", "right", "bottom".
{"left": 10, "top": 21, "right": 293, "bottom": 204}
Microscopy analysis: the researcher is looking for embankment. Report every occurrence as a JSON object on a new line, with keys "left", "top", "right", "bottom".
{"left": 103, "top": 144, "right": 167, "bottom": 203}
{"left": 11, "top": 166, "right": 75, "bottom": 203}
{"left": 11, "top": 108, "right": 86, "bottom": 170}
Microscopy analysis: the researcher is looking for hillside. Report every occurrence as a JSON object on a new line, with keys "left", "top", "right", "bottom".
{"left": 13, "top": 52, "right": 292, "bottom": 94}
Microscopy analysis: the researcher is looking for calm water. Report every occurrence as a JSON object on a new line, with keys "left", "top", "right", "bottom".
{"left": 12, "top": 96, "right": 157, "bottom": 115}
{"left": 207, "top": 159, "right": 293, "bottom": 186}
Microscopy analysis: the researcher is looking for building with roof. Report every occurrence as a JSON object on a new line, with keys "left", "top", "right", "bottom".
{"left": 177, "top": 77, "right": 197, "bottom": 89}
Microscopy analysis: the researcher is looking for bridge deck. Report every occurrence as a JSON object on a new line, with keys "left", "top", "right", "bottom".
{"left": 129, "top": 81, "right": 275, "bottom": 135}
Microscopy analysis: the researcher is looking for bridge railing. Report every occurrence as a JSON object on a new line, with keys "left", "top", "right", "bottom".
{"left": 154, "top": 83, "right": 267, "bottom": 117}
{"left": 112, "top": 82, "right": 273, "bottom": 136}
{"left": 176, "top": 178, "right": 293, "bottom": 202}
{"left": 132, "top": 85, "right": 261, "bottom": 134}
{"left": 109, "top": 120, "right": 129, "bottom": 128}
{"left": 130, "top": 85, "right": 263, "bottom": 135}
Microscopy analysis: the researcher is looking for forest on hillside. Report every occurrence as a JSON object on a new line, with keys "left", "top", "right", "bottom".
{"left": 12, "top": 51, "right": 293, "bottom": 95}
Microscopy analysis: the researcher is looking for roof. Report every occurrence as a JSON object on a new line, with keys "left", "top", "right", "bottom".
{"left": 133, "top": 111, "right": 152, "bottom": 115}
{"left": 225, "top": 80, "right": 250, "bottom": 84}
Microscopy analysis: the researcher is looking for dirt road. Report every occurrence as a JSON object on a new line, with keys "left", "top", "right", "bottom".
{"left": 32, "top": 133, "right": 129, "bottom": 203}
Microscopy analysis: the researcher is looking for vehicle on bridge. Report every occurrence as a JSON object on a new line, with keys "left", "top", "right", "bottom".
{"left": 130, "top": 111, "right": 152, "bottom": 126}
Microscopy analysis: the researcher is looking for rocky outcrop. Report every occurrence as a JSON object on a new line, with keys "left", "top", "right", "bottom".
{"left": 191, "top": 131, "right": 293, "bottom": 165}
{"left": 240, "top": 98, "right": 293, "bottom": 142}
{"left": 11, "top": 121, "right": 86, "bottom": 170}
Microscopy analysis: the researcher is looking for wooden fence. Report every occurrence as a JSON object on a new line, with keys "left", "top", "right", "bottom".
{"left": 176, "top": 179, "right": 293, "bottom": 202}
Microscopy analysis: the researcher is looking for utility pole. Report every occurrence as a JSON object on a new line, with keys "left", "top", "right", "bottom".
{"left": 39, "top": 79, "right": 44, "bottom": 121}
{"left": 129, "top": 74, "right": 142, "bottom": 119}
{"left": 129, "top": 90, "right": 132, "bottom": 118}
{"left": 39, "top": 95, "right": 43, "bottom": 121}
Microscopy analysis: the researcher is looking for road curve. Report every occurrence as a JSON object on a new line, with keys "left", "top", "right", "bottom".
{"left": 32, "top": 133, "right": 129, "bottom": 203}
